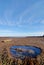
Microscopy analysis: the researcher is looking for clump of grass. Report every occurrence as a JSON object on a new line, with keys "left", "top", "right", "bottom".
{"left": 37, "top": 50, "right": 44, "bottom": 65}
{"left": 1, "top": 48, "right": 9, "bottom": 65}
{"left": 0, "top": 47, "right": 44, "bottom": 65}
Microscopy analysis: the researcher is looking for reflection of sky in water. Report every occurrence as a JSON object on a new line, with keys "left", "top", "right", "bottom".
{"left": 10, "top": 46, "right": 41, "bottom": 58}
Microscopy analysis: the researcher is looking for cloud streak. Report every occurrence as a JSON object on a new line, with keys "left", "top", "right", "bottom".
{"left": 0, "top": 30, "right": 44, "bottom": 37}
{"left": 18, "top": 0, "right": 44, "bottom": 26}
{"left": 0, "top": 0, "right": 44, "bottom": 27}
{"left": 0, "top": 0, "right": 44, "bottom": 36}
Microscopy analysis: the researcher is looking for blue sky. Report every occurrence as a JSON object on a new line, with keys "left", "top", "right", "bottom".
{"left": 0, "top": 0, "right": 44, "bottom": 36}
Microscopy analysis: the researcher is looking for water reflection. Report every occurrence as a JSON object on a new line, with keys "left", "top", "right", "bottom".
{"left": 10, "top": 46, "right": 42, "bottom": 58}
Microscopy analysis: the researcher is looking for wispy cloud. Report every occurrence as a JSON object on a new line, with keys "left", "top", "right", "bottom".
{"left": 0, "top": 30, "right": 12, "bottom": 33}
{"left": 40, "top": 20, "right": 44, "bottom": 24}
{"left": 0, "top": 31, "right": 44, "bottom": 37}
{"left": 19, "top": 0, "right": 44, "bottom": 26}
{"left": 0, "top": 0, "right": 44, "bottom": 27}
{"left": 0, "top": 0, "right": 44, "bottom": 37}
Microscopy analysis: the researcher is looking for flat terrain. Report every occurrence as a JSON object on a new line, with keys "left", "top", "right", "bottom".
{"left": 0, "top": 37, "right": 44, "bottom": 58}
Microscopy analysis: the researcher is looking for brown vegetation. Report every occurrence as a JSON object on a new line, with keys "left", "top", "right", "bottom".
{"left": 0, "top": 37, "right": 44, "bottom": 65}
{"left": 0, "top": 47, "right": 44, "bottom": 65}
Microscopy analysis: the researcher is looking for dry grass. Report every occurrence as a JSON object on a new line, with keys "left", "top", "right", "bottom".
{"left": 0, "top": 37, "right": 44, "bottom": 57}
{"left": 0, "top": 37, "right": 44, "bottom": 65}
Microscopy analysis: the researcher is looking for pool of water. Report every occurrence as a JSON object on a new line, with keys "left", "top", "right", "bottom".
{"left": 10, "top": 46, "right": 42, "bottom": 58}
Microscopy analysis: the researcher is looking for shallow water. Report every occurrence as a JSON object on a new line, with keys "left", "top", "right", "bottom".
{"left": 10, "top": 46, "right": 42, "bottom": 58}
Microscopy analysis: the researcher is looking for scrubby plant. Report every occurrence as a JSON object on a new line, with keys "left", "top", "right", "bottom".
{"left": 33, "top": 57, "right": 40, "bottom": 65}
{"left": 37, "top": 51, "right": 44, "bottom": 65}
{"left": 40, "top": 54, "right": 44, "bottom": 65}
{"left": 22, "top": 57, "right": 34, "bottom": 65}
{"left": 0, "top": 48, "right": 44, "bottom": 65}
{"left": 1, "top": 48, "right": 9, "bottom": 65}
